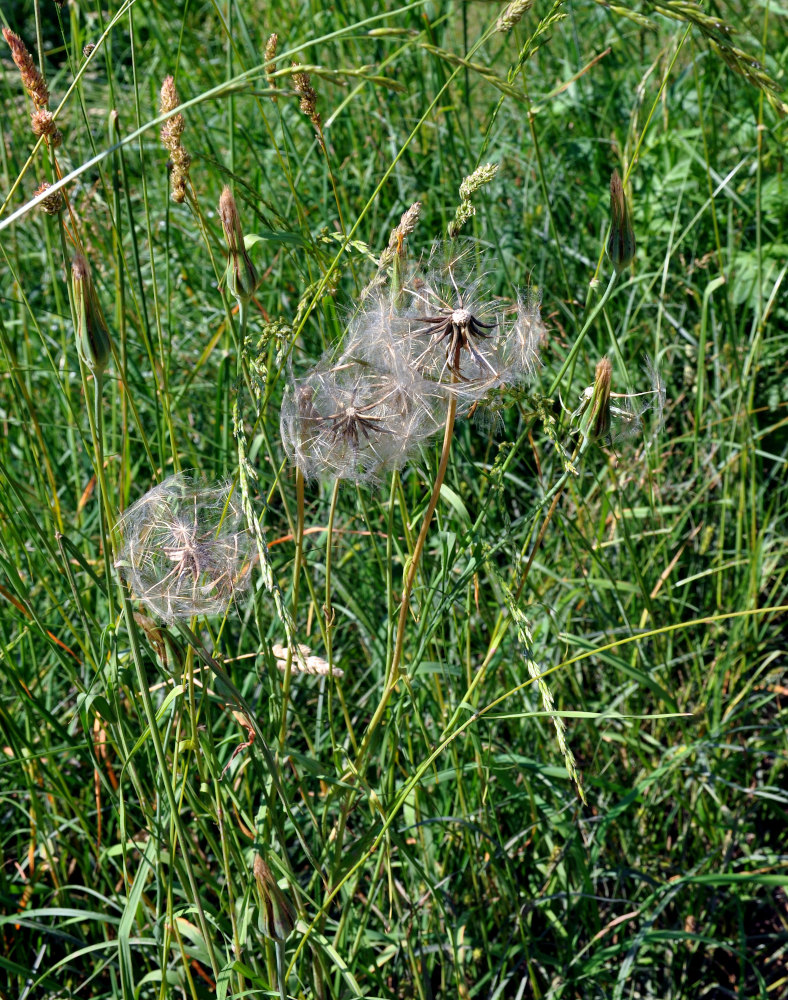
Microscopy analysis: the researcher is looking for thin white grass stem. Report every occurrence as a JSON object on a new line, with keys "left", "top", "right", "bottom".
{"left": 323, "top": 479, "right": 341, "bottom": 754}
{"left": 278, "top": 467, "right": 305, "bottom": 749}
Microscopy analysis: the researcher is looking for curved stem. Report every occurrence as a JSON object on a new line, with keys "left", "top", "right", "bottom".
{"left": 353, "top": 395, "right": 457, "bottom": 770}
{"left": 547, "top": 270, "right": 617, "bottom": 396}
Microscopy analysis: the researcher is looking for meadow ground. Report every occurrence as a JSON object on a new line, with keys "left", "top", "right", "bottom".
{"left": 1, "top": 1, "right": 787, "bottom": 997}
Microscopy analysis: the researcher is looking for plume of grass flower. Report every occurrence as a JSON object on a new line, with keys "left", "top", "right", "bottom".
{"left": 159, "top": 75, "right": 191, "bottom": 203}
{"left": 447, "top": 162, "right": 499, "bottom": 237}
{"left": 2, "top": 27, "right": 49, "bottom": 108}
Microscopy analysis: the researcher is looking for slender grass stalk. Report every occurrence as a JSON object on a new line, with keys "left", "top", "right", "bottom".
{"left": 353, "top": 395, "right": 458, "bottom": 770}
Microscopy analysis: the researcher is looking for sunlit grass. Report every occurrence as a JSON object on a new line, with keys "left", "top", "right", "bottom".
{"left": 1, "top": 2, "right": 786, "bottom": 998}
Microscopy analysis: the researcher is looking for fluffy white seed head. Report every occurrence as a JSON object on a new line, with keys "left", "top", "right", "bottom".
{"left": 280, "top": 353, "right": 440, "bottom": 484}
{"left": 114, "top": 473, "right": 252, "bottom": 623}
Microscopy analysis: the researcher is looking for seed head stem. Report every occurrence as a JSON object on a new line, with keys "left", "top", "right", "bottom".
{"left": 353, "top": 394, "right": 458, "bottom": 772}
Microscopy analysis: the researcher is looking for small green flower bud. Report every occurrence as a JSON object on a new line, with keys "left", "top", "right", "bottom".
{"left": 219, "top": 186, "right": 258, "bottom": 305}
{"left": 253, "top": 854, "right": 296, "bottom": 942}
{"left": 606, "top": 170, "right": 636, "bottom": 274}
{"left": 72, "top": 253, "right": 111, "bottom": 374}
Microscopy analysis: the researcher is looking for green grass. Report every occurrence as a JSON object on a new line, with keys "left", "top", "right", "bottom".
{"left": 1, "top": 1, "right": 787, "bottom": 998}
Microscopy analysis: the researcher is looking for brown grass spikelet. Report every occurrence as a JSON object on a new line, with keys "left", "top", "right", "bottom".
{"left": 35, "top": 181, "right": 64, "bottom": 216}
{"left": 264, "top": 33, "right": 278, "bottom": 99}
{"left": 31, "top": 109, "right": 62, "bottom": 147}
{"left": 291, "top": 63, "right": 323, "bottom": 145}
{"left": 2, "top": 28, "right": 50, "bottom": 108}
{"left": 159, "top": 75, "right": 190, "bottom": 203}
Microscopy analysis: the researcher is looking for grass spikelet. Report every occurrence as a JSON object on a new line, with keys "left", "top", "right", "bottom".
{"left": 2, "top": 27, "right": 50, "bottom": 108}
{"left": 265, "top": 33, "right": 279, "bottom": 99}
{"left": 159, "top": 75, "right": 191, "bottom": 203}
{"left": 496, "top": 0, "right": 535, "bottom": 32}
{"left": 448, "top": 163, "right": 499, "bottom": 237}
{"left": 35, "top": 181, "right": 64, "bottom": 215}
{"left": 30, "top": 109, "right": 62, "bottom": 147}
{"left": 291, "top": 63, "right": 323, "bottom": 145}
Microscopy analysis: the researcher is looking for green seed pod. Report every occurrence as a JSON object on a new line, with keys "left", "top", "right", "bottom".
{"left": 606, "top": 170, "right": 636, "bottom": 274}
{"left": 72, "top": 253, "right": 110, "bottom": 375}
{"left": 253, "top": 855, "right": 296, "bottom": 942}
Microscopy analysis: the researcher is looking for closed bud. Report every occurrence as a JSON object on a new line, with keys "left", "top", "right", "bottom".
{"left": 253, "top": 855, "right": 296, "bottom": 942}
{"left": 606, "top": 170, "right": 636, "bottom": 273}
{"left": 589, "top": 357, "right": 612, "bottom": 441}
{"left": 219, "top": 186, "right": 258, "bottom": 304}
{"left": 72, "top": 253, "right": 111, "bottom": 374}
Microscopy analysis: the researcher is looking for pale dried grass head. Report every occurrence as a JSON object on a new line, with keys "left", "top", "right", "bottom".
{"left": 115, "top": 473, "right": 252, "bottom": 623}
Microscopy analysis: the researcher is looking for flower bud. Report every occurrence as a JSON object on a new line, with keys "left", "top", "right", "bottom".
{"left": 219, "top": 186, "right": 258, "bottom": 304}
{"left": 253, "top": 855, "right": 296, "bottom": 942}
{"left": 606, "top": 170, "right": 636, "bottom": 274}
{"left": 589, "top": 357, "right": 612, "bottom": 441}
{"left": 72, "top": 253, "right": 111, "bottom": 374}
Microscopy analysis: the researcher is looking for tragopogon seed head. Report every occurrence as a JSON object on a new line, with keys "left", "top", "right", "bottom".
{"left": 114, "top": 473, "right": 252, "bottom": 623}
{"left": 399, "top": 241, "right": 519, "bottom": 403}
{"left": 281, "top": 353, "right": 438, "bottom": 484}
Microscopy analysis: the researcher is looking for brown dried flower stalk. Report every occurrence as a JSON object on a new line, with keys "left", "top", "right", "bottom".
{"left": 159, "top": 75, "right": 191, "bottom": 204}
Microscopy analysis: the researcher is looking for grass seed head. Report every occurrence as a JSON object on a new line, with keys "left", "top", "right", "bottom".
{"left": 497, "top": 0, "right": 535, "bottom": 32}
{"left": 3, "top": 28, "right": 50, "bottom": 108}
{"left": 265, "top": 33, "right": 278, "bottom": 99}
{"left": 159, "top": 76, "right": 190, "bottom": 203}
{"left": 291, "top": 63, "right": 323, "bottom": 144}
{"left": 35, "top": 181, "right": 64, "bottom": 215}
{"left": 30, "top": 109, "right": 62, "bottom": 147}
